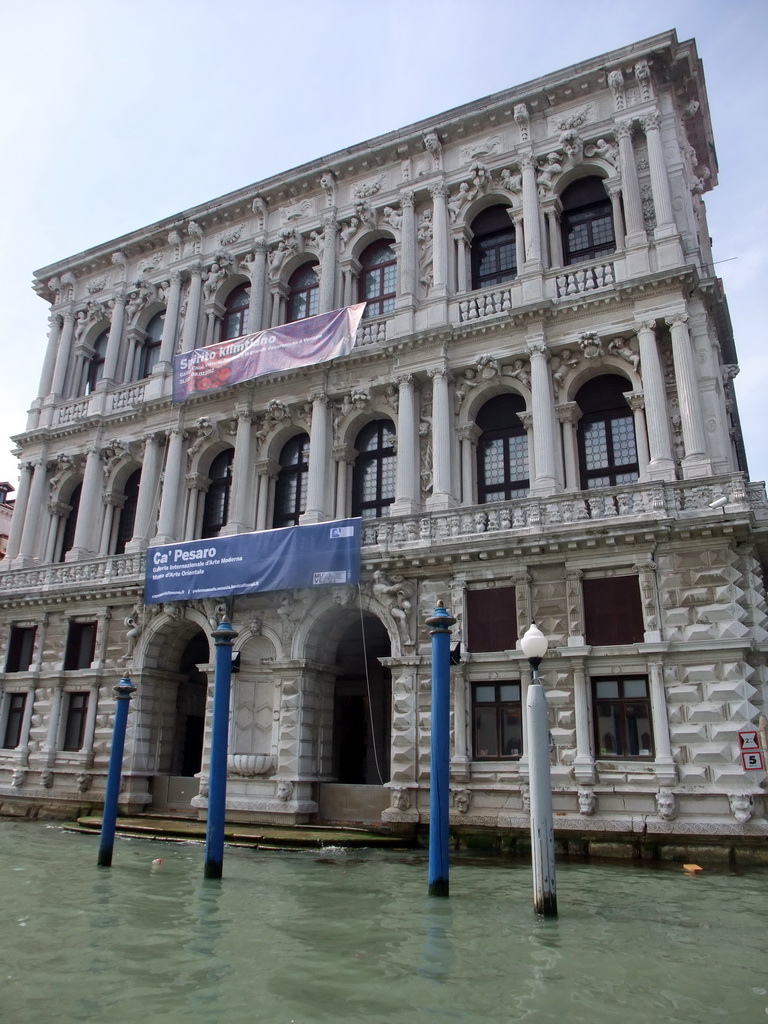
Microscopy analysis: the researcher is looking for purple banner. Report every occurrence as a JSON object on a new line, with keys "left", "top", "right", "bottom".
{"left": 172, "top": 303, "right": 366, "bottom": 402}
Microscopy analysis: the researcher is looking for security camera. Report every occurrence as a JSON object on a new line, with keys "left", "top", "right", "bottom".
{"left": 709, "top": 496, "right": 728, "bottom": 510}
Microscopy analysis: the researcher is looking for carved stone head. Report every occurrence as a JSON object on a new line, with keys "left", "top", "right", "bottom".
{"left": 729, "top": 792, "right": 754, "bottom": 824}
{"left": 276, "top": 779, "right": 294, "bottom": 802}
{"left": 656, "top": 790, "right": 677, "bottom": 821}
{"left": 454, "top": 788, "right": 471, "bottom": 814}
{"left": 391, "top": 786, "right": 410, "bottom": 811}
{"left": 578, "top": 788, "right": 596, "bottom": 816}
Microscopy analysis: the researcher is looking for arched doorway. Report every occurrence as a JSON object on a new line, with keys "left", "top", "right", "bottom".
{"left": 142, "top": 621, "right": 211, "bottom": 812}
{"left": 171, "top": 630, "right": 209, "bottom": 778}
{"left": 317, "top": 611, "right": 392, "bottom": 822}
{"left": 333, "top": 615, "right": 391, "bottom": 784}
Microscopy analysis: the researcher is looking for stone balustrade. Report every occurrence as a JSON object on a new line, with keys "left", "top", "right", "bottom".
{"left": 111, "top": 383, "right": 146, "bottom": 410}
{"left": 0, "top": 476, "right": 762, "bottom": 596}
{"left": 458, "top": 284, "right": 517, "bottom": 323}
{"left": 553, "top": 260, "right": 615, "bottom": 299}
{"left": 356, "top": 317, "right": 389, "bottom": 346}
{"left": 56, "top": 398, "right": 90, "bottom": 426}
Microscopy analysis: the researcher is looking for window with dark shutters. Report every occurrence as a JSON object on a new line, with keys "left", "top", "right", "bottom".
{"left": 466, "top": 586, "right": 518, "bottom": 652}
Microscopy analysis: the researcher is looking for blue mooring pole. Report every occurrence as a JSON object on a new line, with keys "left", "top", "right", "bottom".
{"left": 97, "top": 674, "right": 137, "bottom": 867}
{"left": 204, "top": 617, "right": 239, "bottom": 880}
{"left": 426, "top": 601, "right": 456, "bottom": 897}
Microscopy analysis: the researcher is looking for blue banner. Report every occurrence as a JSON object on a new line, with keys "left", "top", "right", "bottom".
{"left": 144, "top": 519, "right": 361, "bottom": 604}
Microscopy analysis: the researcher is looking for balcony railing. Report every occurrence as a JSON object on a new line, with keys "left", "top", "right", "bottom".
{"left": 355, "top": 317, "right": 389, "bottom": 346}
{"left": 0, "top": 477, "right": 762, "bottom": 596}
{"left": 554, "top": 260, "right": 615, "bottom": 299}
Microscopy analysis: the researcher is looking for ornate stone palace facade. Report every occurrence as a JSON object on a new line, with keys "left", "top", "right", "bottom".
{"left": 1, "top": 31, "right": 766, "bottom": 852}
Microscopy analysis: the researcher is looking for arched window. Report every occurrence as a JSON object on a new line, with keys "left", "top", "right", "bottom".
{"left": 352, "top": 420, "right": 396, "bottom": 519}
{"left": 561, "top": 177, "right": 615, "bottom": 265}
{"left": 471, "top": 205, "right": 517, "bottom": 289}
{"left": 476, "top": 393, "right": 529, "bottom": 502}
{"left": 287, "top": 263, "right": 319, "bottom": 322}
{"left": 85, "top": 331, "right": 108, "bottom": 394}
{"left": 273, "top": 433, "right": 310, "bottom": 528}
{"left": 576, "top": 375, "right": 638, "bottom": 489}
{"left": 359, "top": 241, "right": 396, "bottom": 319}
{"left": 114, "top": 469, "right": 141, "bottom": 554}
{"left": 139, "top": 312, "right": 164, "bottom": 379}
{"left": 201, "top": 450, "right": 234, "bottom": 538}
{"left": 59, "top": 484, "right": 82, "bottom": 561}
{"left": 221, "top": 284, "right": 251, "bottom": 341}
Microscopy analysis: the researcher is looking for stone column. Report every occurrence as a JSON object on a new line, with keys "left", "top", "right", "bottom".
{"left": 269, "top": 284, "right": 287, "bottom": 328}
{"left": 454, "top": 230, "right": 470, "bottom": 293}
{"left": 648, "top": 658, "right": 676, "bottom": 784}
{"left": 635, "top": 560, "right": 662, "bottom": 643}
{"left": 513, "top": 212, "right": 525, "bottom": 276}
{"left": 254, "top": 459, "right": 279, "bottom": 531}
{"left": 429, "top": 184, "right": 450, "bottom": 295}
{"left": 181, "top": 265, "right": 204, "bottom": 353}
{"left": 16, "top": 459, "right": 49, "bottom": 565}
{"left": 18, "top": 684, "right": 35, "bottom": 764}
{"left": 665, "top": 313, "right": 712, "bottom": 477}
{"left": 458, "top": 424, "right": 480, "bottom": 505}
{"left": 221, "top": 407, "right": 253, "bottom": 535}
{"left": 51, "top": 312, "right": 76, "bottom": 397}
{"left": 102, "top": 291, "right": 127, "bottom": 385}
{"left": 153, "top": 428, "right": 187, "bottom": 544}
{"left": 4, "top": 462, "right": 33, "bottom": 564}
{"left": 82, "top": 680, "right": 101, "bottom": 766}
{"left": 398, "top": 191, "right": 416, "bottom": 299}
{"left": 520, "top": 153, "right": 542, "bottom": 264}
{"left": 526, "top": 338, "right": 558, "bottom": 495}
{"left": 158, "top": 271, "right": 183, "bottom": 367}
{"left": 545, "top": 208, "right": 564, "bottom": 269}
{"left": 607, "top": 184, "right": 625, "bottom": 250}
{"left": 571, "top": 659, "right": 595, "bottom": 784}
{"left": 247, "top": 243, "right": 268, "bottom": 333}
{"left": 302, "top": 392, "right": 331, "bottom": 524}
{"left": 556, "top": 403, "right": 581, "bottom": 490}
{"left": 37, "top": 314, "right": 63, "bottom": 400}
{"left": 633, "top": 320, "right": 675, "bottom": 480}
{"left": 518, "top": 411, "right": 535, "bottom": 486}
{"left": 392, "top": 374, "right": 419, "bottom": 514}
{"left": 640, "top": 113, "right": 675, "bottom": 232}
{"left": 65, "top": 448, "right": 103, "bottom": 560}
{"left": 452, "top": 663, "right": 470, "bottom": 767}
{"left": 44, "top": 502, "right": 68, "bottom": 563}
{"left": 126, "top": 433, "right": 164, "bottom": 552}
{"left": 332, "top": 445, "right": 355, "bottom": 520}
{"left": 426, "top": 366, "right": 455, "bottom": 509}
{"left": 563, "top": 569, "right": 585, "bottom": 646}
{"left": 99, "top": 494, "right": 122, "bottom": 555}
{"left": 43, "top": 682, "right": 64, "bottom": 764}
{"left": 318, "top": 213, "right": 339, "bottom": 313}
{"left": 615, "top": 120, "right": 646, "bottom": 243}
{"left": 625, "top": 392, "right": 650, "bottom": 477}
{"left": 183, "top": 473, "right": 208, "bottom": 540}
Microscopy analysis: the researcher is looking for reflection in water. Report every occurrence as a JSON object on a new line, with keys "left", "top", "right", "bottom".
{"left": 1, "top": 822, "right": 767, "bottom": 1024}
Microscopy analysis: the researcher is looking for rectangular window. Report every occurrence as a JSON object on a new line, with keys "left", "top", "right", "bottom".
{"left": 64, "top": 622, "right": 97, "bottom": 671}
{"left": 3, "top": 692, "right": 26, "bottom": 748}
{"left": 466, "top": 587, "right": 518, "bottom": 652}
{"left": 583, "top": 576, "right": 644, "bottom": 646}
{"left": 472, "top": 682, "right": 522, "bottom": 760}
{"left": 592, "top": 676, "right": 653, "bottom": 758}
{"left": 63, "top": 692, "right": 89, "bottom": 751}
{"left": 6, "top": 626, "right": 36, "bottom": 672}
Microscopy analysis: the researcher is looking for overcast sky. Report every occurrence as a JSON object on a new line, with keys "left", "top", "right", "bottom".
{"left": 0, "top": 0, "right": 765, "bottom": 492}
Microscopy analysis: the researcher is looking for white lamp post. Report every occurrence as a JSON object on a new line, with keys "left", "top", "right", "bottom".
{"left": 520, "top": 623, "right": 557, "bottom": 917}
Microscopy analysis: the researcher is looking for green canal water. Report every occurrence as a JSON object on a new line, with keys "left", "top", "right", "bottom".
{"left": 2, "top": 820, "right": 766, "bottom": 1024}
